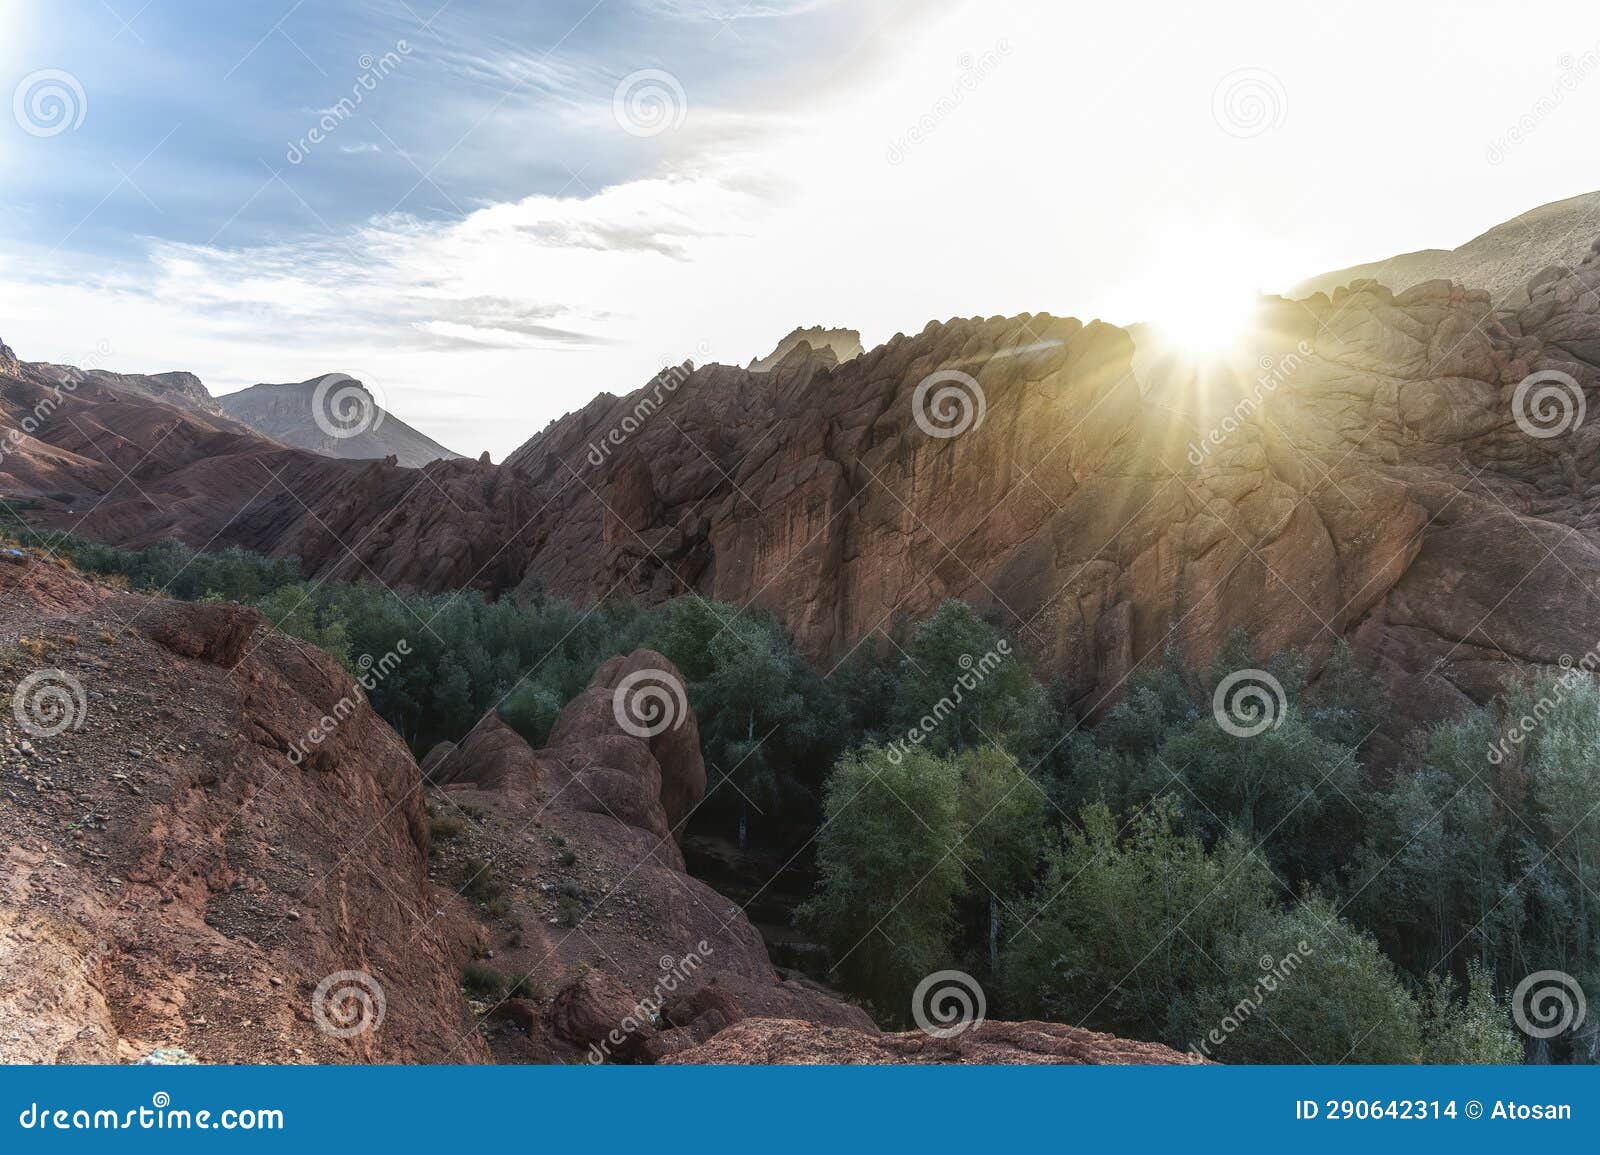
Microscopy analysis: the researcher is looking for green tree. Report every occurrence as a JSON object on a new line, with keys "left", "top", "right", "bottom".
{"left": 1054, "top": 632, "right": 1365, "bottom": 886}
{"left": 800, "top": 744, "right": 966, "bottom": 1023}
{"left": 658, "top": 599, "right": 844, "bottom": 848}
{"left": 1005, "top": 799, "right": 1278, "bottom": 1045}
{"left": 955, "top": 745, "right": 1048, "bottom": 980}
{"left": 892, "top": 600, "right": 1052, "bottom": 755}
{"left": 1195, "top": 896, "right": 1424, "bottom": 1063}
{"left": 256, "top": 583, "right": 351, "bottom": 668}
{"left": 1419, "top": 962, "right": 1523, "bottom": 1064}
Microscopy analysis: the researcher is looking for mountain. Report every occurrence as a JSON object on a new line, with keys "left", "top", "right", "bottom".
{"left": 27, "top": 364, "right": 227, "bottom": 419}
{"left": 11, "top": 191, "right": 1600, "bottom": 1064}
{"left": 7, "top": 194, "right": 1600, "bottom": 753}
{"left": 218, "top": 376, "right": 462, "bottom": 468}
{"left": 1296, "top": 189, "right": 1600, "bottom": 305}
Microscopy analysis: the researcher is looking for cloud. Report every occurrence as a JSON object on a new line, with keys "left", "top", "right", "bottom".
{"left": 0, "top": 149, "right": 789, "bottom": 455}
{"left": 635, "top": 0, "right": 844, "bottom": 18}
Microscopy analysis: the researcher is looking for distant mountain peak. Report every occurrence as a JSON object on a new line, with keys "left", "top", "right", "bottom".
{"left": 1296, "top": 189, "right": 1600, "bottom": 305}
{"left": 747, "top": 326, "right": 863, "bottom": 372}
{"left": 218, "top": 374, "right": 460, "bottom": 468}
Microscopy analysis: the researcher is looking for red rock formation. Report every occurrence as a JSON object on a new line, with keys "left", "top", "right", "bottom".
{"left": 425, "top": 650, "right": 872, "bottom": 1062}
{"left": 0, "top": 556, "right": 488, "bottom": 1063}
{"left": 9, "top": 225, "right": 1600, "bottom": 741}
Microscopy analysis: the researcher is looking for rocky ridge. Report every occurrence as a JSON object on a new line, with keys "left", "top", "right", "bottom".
{"left": 6, "top": 198, "right": 1600, "bottom": 745}
{"left": 1297, "top": 189, "right": 1600, "bottom": 306}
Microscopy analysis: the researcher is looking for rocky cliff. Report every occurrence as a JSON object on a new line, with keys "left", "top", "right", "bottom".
{"left": 747, "top": 325, "right": 865, "bottom": 372}
{"left": 0, "top": 554, "right": 487, "bottom": 1063}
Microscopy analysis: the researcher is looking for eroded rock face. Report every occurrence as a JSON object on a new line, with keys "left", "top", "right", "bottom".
{"left": 426, "top": 650, "right": 873, "bottom": 1063}
{"left": 0, "top": 557, "right": 488, "bottom": 1063}
{"left": 11, "top": 223, "right": 1600, "bottom": 744}
{"left": 485, "top": 257, "right": 1600, "bottom": 740}
{"left": 747, "top": 326, "right": 865, "bottom": 372}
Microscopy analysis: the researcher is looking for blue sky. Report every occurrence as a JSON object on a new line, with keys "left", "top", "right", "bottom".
{"left": 4, "top": 1, "right": 881, "bottom": 251}
{"left": 4, "top": 1, "right": 1599, "bottom": 456}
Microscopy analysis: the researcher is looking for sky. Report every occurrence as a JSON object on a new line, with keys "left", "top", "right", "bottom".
{"left": 2, "top": 0, "right": 1599, "bottom": 457}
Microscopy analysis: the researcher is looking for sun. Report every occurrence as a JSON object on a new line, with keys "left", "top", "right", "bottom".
{"left": 1149, "top": 286, "right": 1262, "bottom": 355}
{"left": 1118, "top": 226, "right": 1281, "bottom": 358}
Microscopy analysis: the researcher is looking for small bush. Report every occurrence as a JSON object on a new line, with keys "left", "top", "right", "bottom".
{"left": 459, "top": 857, "right": 506, "bottom": 905}
{"left": 506, "top": 973, "right": 545, "bottom": 1001}
{"left": 556, "top": 895, "right": 583, "bottom": 927}
{"left": 462, "top": 962, "right": 507, "bottom": 998}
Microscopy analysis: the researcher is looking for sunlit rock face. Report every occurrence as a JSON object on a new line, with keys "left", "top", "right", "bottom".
{"left": 10, "top": 239, "right": 1600, "bottom": 746}
{"left": 494, "top": 261, "right": 1600, "bottom": 743}
{"left": 746, "top": 326, "right": 865, "bottom": 372}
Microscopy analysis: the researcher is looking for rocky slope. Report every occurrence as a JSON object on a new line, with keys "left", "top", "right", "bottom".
{"left": 219, "top": 377, "right": 462, "bottom": 468}
{"left": 1296, "top": 190, "right": 1600, "bottom": 306}
{"left": 3, "top": 555, "right": 1170, "bottom": 1063}
{"left": 28, "top": 365, "right": 233, "bottom": 421}
{"left": 420, "top": 649, "right": 874, "bottom": 1063}
{"left": 0, "top": 554, "right": 488, "bottom": 1063}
